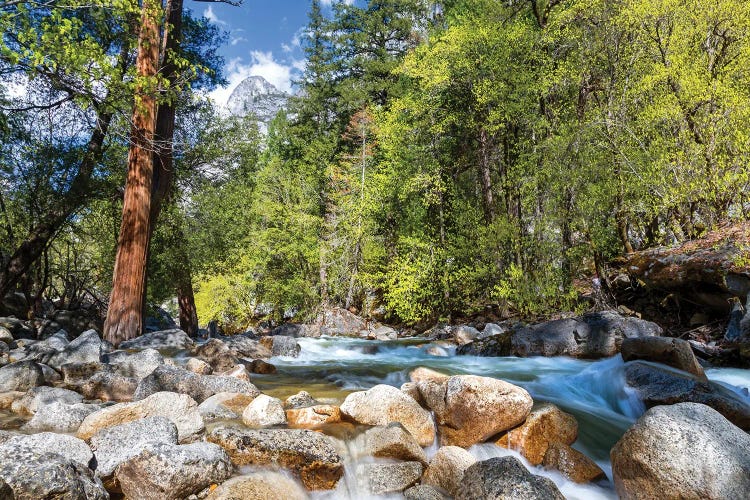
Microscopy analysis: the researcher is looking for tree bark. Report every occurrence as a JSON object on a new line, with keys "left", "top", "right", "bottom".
{"left": 478, "top": 128, "right": 495, "bottom": 223}
{"left": 103, "top": 0, "right": 161, "bottom": 345}
{"left": 177, "top": 268, "right": 198, "bottom": 336}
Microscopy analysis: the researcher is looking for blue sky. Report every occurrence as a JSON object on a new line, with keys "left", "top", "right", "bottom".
{"left": 199, "top": 1, "right": 357, "bottom": 104}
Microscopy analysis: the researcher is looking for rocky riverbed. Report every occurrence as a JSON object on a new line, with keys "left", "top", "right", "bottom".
{"left": 0, "top": 312, "right": 749, "bottom": 499}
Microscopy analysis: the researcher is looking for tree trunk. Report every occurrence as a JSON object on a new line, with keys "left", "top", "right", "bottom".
{"left": 103, "top": 0, "right": 161, "bottom": 346}
{"left": 478, "top": 129, "right": 495, "bottom": 223}
{"left": 177, "top": 271, "right": 198, "bottom": 336}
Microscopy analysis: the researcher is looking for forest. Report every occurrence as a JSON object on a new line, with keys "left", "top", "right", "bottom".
{"left": 1, "top": 0, "right": 749, "bottom": 341}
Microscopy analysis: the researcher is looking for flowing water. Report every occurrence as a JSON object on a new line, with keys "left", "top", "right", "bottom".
{"left": 253, "top": 336, "right": 750, "bottom": 499}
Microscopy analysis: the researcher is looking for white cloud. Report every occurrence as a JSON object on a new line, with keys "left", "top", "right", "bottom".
{"left": 203, "top": 5, "right": 227, "bottom": 25}
{"left": 230, "top": 36, "right": 248, "bottom": 46}
{"left": 209, "top": 52, "right": 304, "bottom": 106}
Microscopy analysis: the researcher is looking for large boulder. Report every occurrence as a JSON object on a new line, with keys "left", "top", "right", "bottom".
{"left": 0, "top": 447, "right": 108, "bottom": 500}
{"left": 356, "top": 462, "right": 423, "bottom": 495}
{"left": 340, "top": 384, "right": 436, "bottom": 447}
{"left": 0, "top": 361, "right": 45, "bottom": 392}
{"left": 409, "top": 366, "right": 450, "bottom": 384}
{"left": 78, "top": 370, "right": 139, "bottom": 402}
{"left": 23, "top": 401, "right": 100, "bottom": 433}
{"left": 206, "top": 472, "right": 309, "bottom": 500}
{"left": 456, "top": 333, "right": 512, "bottom": 357}
{"left": 78, "top": 391, "right": 205, "bottom": 442}
{"left": 103, "top": 348, "right": 164, "bottom": 379}
{"left": 621, "top": 337, "right": 706, "bottom": 379}
{"left": 43, "top": 329, "right": 104, "bottom": 370}
{"left": 494, "top": 403, "right": 577, "bottom": 465}
{"left": 625, "top": 361, "right": 750, "bottom": 430}
{"left": 11, "top": 385, "right": 83, "bottom": 415}
{"left": 217, "top": 334, "right": 272, "bottom": 359}
{"left": 359, "top": 423, "right": 427, "bottom": 465}
{"left": 611, "top": 402, "right": 750, "bottom": 499}
{"left": 242, "top": 394, "right": 287, "bottom": 427}
{"left": 404, "top": 485, "right": 451, "bottom": 500}
{"left": 453, "top": 325, "right": 480, "bottom": 345}
{"left": 207, "top": 426, "right": 344, "bottom": 490}
{"left": 90, "top": 416, "right": 179, "bottom": 481}
{"left": 119, "top": 329, "right": 195, "bottom": 351}
{"left": 133, "top": 364, "right": 260, "bottom": 403}
{"left": 286, "top": 404, "right": 342, "bottom": 429}
{"left": 259, "top": 335, "right": 301, "bottom": 357}
{"left": 457, "top": 456, "right": 564, "bottom": 500}
{"left": 115, "top": 442, "right": 233, "bottom": 500}
{"left": 193, "top": 339, "right": 239, "bottom": 373}
{"left": 422, "top": 446, "right": 477, "bottom": 496}
{"left": 423, "top": 375, "right": 532, "bottom": 447}
{"left": 198, "top": 392, "right": 256, "bottom": 421}
{"left": 319, "top": 307, "right": 369, "bottom": 336}
{"left": 0, "top": 432, "right": 93, "bottom": 467}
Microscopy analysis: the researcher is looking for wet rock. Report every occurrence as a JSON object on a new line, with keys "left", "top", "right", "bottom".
{"left": 90, "top": 416, "right": 178, "bottom": 481}
{"left": 424, "top": 323, "right": 453, "bottom": 341}
{"left": 621, "top": 337, "right": 706, "bottom": 379}
{"left": 0, "top": 432, "right": 93, "bottom": 467}
{"left": 625, "top": 361, "right": 750, "bottom": 430}
{"left": 207, "top": 426, "right": 344, "bottom": 490}
{"left": 340, "top": 384, "right": 436, "bottom": 447}
{"left": 104, "top": 348, "right": 164, "bottom": 379}
{"left": 185, "top": 357, "right": 212, "bottom": 374}
{"left": 217, "top": 334, "right": 272, "bottom": 359}
{"left": 481, "top": 323, "right": 507, "bottom": 338}
{"left": 115, "top": 442, "right": 232, "bottom": 500}
{"left": 425, "top": 345, "right": 448, "bottom": 356}
{"left": 356, "top": 461, "right": 423, "bottom": 495}
{"left": 287, "top": 404, "right": 342, "bottom": 429}
{"left": 410, "top": 366, "right": 450, "bottom": 384}
{"left": 422, "top": 445, "right": 477, "bottom": 495}
{"left": 454, "top": 325, "right": 480, "bottom": 345}
{"left": 368, "top": 326, "right": 398, "bottom": 341}
{"left": 78, "top": 370, "right": 138, "bottom": 402}
{"left": 206, "top": 471, "right": 309, "bottom": 500}
{"left": 78, "top": 391, "right": 204, "bottom": 443}
{"left": 426, "top": 375, "right": 533, "bottom": 447}
{"left": 611, "top": 402, "right": 750, "bottom": 500}
{"left": 404, "top": 484, "right": 451, "bottom": 500}
{"left": 218, "top": 364, "right": 252, "bottom": 382}
{"left": 0, "top": 361, "right": 45, "bottom": 392}
{"left": 270, "top": 323, "right": 306, "bottom": 338}
{"left": 318, "top": 307, "right": 368, "bottom": 336}
{"left": 360, "top": 423, "right": 427, "bottom": 464}
{"left": 457, "top": 456, "right": 565, "bottom": 500}
{"left": 242, "top": 394, "right": 287, "bottom": 427}
{"left": 259, "top": 335, "right": 301, "bottom": 357}
{"left": 133, "top": 364, "right": 260, "bottom": 403}
{"left": 11, "top": 385, "right": 83, "bottom": 415}
{"left": 248, "top": 358, "right": 276, "bottom": 374}
{"left": 22, "top": 401, "right": 100, "bottom": 433}
{"left": 456, "top": 333, "right": 512, "bottom": 357}
{"left": 193, "top": 339, "right": 239, "bottom": 373}
{"left": 43, "top": 329, "right": 104, "bottom": 370}
{"left": 119, "top": 328, "right": 195, "bottom": 350}
{"left": 542, "top": 443, "right": 606, "bottom": 483}
{"left": 0, "top": 447, "right": 108, "bottom": 499}
{"left": 495, "top": 403, "right": 578, "bottom": 465}
{"left": 198, "top": 392, "right": 255, "bottom": 421}
{"left": 284, "top": 390, "right": 317, "bottom": 409}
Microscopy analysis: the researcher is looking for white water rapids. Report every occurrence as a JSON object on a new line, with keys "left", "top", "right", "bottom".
{"left": 256, "top": 336, "right": 750, "bottom": 500}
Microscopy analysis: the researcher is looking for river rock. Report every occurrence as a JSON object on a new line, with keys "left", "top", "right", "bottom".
{"left": 401, "top": 382, "right": 424, "bottom": 405}
{"left": 0, "top": 361, "right": 45, "bottom": 392}
{"left": 198, "top": 391, "right": 255, "bottom": 421}
{"left": 621, "top": 337, "right": 705, "bottom": 379}
{"left": 23, "top": 401, "right": 100, "bottom": 433}
{"left": 115, "top": 442, "right": 232, "bottom": 500}
{"left": 284, "top": 390, "right": 318, "bottom": 409}
{"left": 248, "top": 358, "right": 276, "bottom": 374}
{"left": 481, "top": 323, "right": 507, "bottom": 338}
{"left": 207, "top": 426, "right": 344, "bottom": 490}
{"left": 218, "top": 364, "right": 252, "bottom": 382}
{"left": 104, "top": 348, "right": 164, "bottom": 379}
{"left": 624, "top": 361, "right": 750, "bottom": 430}
{"left": 119, "top": 328, "right": 195, "bottom": 350}
{"left": 78, "top": 391, "right": 204, "bottom": 442}
{"left": 218, "top": 334, "right": 272, "bottom": 358}
{"left": 360, "top": 423, "right": 427, "bottom": 464}
{"left": 242, "top": 394, "right": 287, "bottom": 427}
{"left": 356, "top": 461, "right": 423, "bottom": 495}
{"left": 319, "top": 307, "right": 368, "bottom": 336}
{"left": 0, "top": 391, "right": 23, "bottom": 409}
{"left": 457, "top": 456, "right": 565, "bottom": 500}
{"left": 259, "top": 335, "right": 301, "bottom": 357}
{"left": 456, "top": 333, "right": 512, "bottom": 357}
{"left": 543, "top": 443, "right": 606, "bottom": 483}
{"left": 409, "top": 366, "right": 450, "bottom": 384}
{"left": 426, "top": 375, "right": 532, "bottom": 447}
{"left": 426, "top": 345, "right": 449, "bottom": 356}
{"left": 79, "top": 370, "right": 138, "bottom": 402}
{"left": 185, "top": 357, "right": 212, "bottom": 374}
{"left": 0, "top": 432, "right": 93, "bottom": 467}
{"left": 422, "top": 446, "right": 477, "bottom": 495}
{"left": 0, "top": 447, "right": 108, "bottom": 500}
{"left": 11, "top": 385, "right": 83, "bottom": 415}
{"left": 43, "top": 329, "right": 104, "bottom": 370}
{"left": 206, "top": 471, "right": 309, "bottom": 500}
{"left": 133, "top": 364, "right": 260, "bottom": 403}
{"left": 193, "top": 339, "right": 239, "bottom": 373}
{"left": 454, "top": 325, "right": 480, "bottom": 345}
{"left": 368, "top": 325, "right": 398, "bottom": 340}
{"left": 404, "top": 484, "right": 451, "bottom": 500}
{"left": 287, "top": 404, "right": 342, "bottom": 429}
{"left": 495, "top": 403, "right": 578, "bottom": 465}
{"left": 611, "top": 402, "right": 750, "bottom": 499}
{"left": 340, "top": 384, "right": 436, "bottom": 447}
{"left": 0, "top": 326, "right": 13, "bottom": 344}
{"left": 90, "top": 416, "right": 178, "bottom": 481}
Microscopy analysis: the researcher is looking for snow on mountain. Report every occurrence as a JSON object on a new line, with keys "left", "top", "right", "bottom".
{"left": 225, "top": 75, "right": 289, "bottom": 126}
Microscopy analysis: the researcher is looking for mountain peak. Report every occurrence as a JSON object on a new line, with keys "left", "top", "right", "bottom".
{"left": 226, "top": 75, "right": 289, "bottom": 124}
